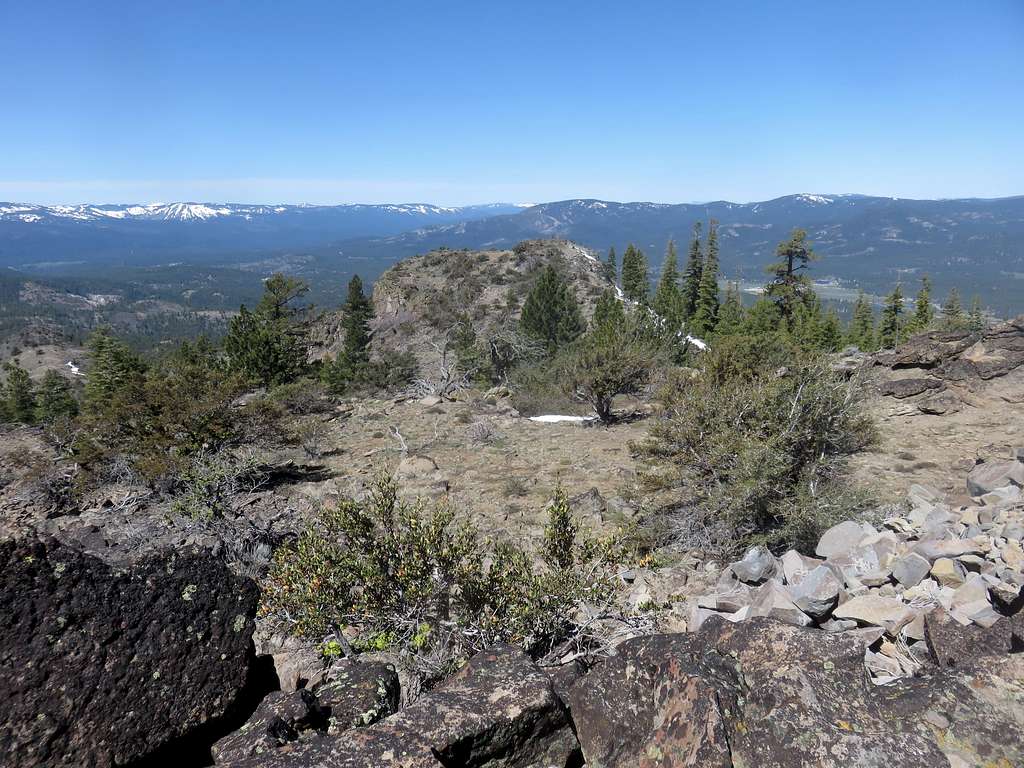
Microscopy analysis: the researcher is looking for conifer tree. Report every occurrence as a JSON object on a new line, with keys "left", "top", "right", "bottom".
{"left": 225, "top": 274, "right": 310, "bottom": 387}
{"left": 84, "top": 327, "right": 146, "bottom": 413}
{"left": 791, "top": 294, "right": 824, "bottom": 350}
{"left": 620, "top": 244, "right": 649, "bottom": 304}
{"left": 592, "top": 288, "right": 627, "bottom": 337}
{"left": 681, "top": 222, "right": 704, "bottom": 319}
{"left": 968, "top": 295, "right": 984, "bottom": 332}
{"left": 848, "top": 291, "right": 877, "bottom": 351}
{"left": 941, "top": 288, "right": 965, "bottom": 330}
{"left": 652, "top": 240, "right": 683, "bottom": 328}
{"left": 820, "top": 307, "right": 844, "bottom": 351}
{"left": 715, "top": 282, "right": 745, "bottom": 336}
{"left": 520, "top": 265, "right": 585, "bottom": 352}
{"left": 603, "top": 247, "right": 617, "bottom": 285}
{"left": 765, "top": 228, "right": 817, "bottom": 321}
{"left": 878, "top": 284, "right": 905, "bottom": 349}
{"left": 910, "top": 275, "right": 934, "bottom": 333}
{"left": 2, "top": 360, "right": 36, "bottom": 423}
{"left": 324, "top": 275, "right": 374, "bottom": 392}
{"left": 690, "top": 220, "right": 721, "bottom": 337}
{"left": 35, "top": 369, "right": 78, "bottom": 423}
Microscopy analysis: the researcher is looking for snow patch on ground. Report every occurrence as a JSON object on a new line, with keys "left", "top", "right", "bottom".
{"left": 528, "top": 415, "right": 597, "bottom": 424}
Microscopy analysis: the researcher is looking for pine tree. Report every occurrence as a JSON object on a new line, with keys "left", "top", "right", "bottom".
{"left": 224, "top": 274, "right": 310, "bottom": 387}
{"left": 620, "top": 244, "right": 649, "bottom": 304}
{"left": 2, "top": 360, "right": 36, "bottom": 423}
{"left": 324, "top": 274, "right": 374, "bottom": 392}
{"left": 690, "top": 220, "right": 721, "bottom": 337}
{"left": 84, "top": 327, "right": 146, "bottom": 413}
{"left": 681, "top": 222, "right": 703, "bottom": 319}
{"left": 848, "top": 291, "right": 877, "bottom": 351}
{"left": 941, "top": 288, "right": 965, "bottom": 330}
{"left": 968, "top": 295, "right": 984, "bottom": 332}
{"left": 910, "top": 275, "right": 934, "bottom": 333}
{"left": 878, "top": 284, "right": 905, "bottom": 349}
{"left": 520, "top": 265, "right": 586, "bottom": 352}
{"left": 715, "top": 282, "right": 745, "bottom": 336}
{"left": 765, "top": 228, "right": 817, "bottom": 321}
{"left": 652, "top": 240, "right": 683, "bottom": 328}
{"left": 592, "top": 288, "right": 627, "bottom": 337}
{"left": 603, "top": 247, "right": 618, "bottom": 285}
{"left": 791, "top": 294, "right": 824, "bottom": 350}
{"left": 820, "top": 307, "right": 844, "bottom": 351}
{"left": 35, "top": 369, "right": 78, "bottom": 422}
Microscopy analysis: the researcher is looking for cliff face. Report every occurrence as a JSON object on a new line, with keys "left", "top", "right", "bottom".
{"left": 311, "top": 239, "right": 612, "bottom": 367}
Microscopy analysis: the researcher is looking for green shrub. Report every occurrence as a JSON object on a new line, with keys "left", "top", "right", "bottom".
{"left": 260, "top": 475, "right": 628, "bottom": 678}
{"left": 639, "top": 348, "right": 876, "bottom": 553}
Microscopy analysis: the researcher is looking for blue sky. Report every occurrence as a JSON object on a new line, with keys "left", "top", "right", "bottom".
{"left": 1, "top": 1, "right": 1022, "bottom": 205}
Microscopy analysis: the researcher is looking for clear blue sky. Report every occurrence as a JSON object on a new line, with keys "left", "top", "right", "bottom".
{"left": 1, "top": 1, "right": 1022, "bottom": 205}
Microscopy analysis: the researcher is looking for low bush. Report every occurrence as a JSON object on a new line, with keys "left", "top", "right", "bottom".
{"left": 639, "top": 347, "right": 876, "bottom": 554}
{"left": 260, "top": 474, "right": 632, "bottom": 681}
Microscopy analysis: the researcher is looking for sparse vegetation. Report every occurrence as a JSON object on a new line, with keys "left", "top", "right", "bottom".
{"left": 260, "top": 473, "right": 633, "bottom": 680}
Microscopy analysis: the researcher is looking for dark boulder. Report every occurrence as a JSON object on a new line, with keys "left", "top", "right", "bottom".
{"left": 0, "top": 537, "right": 259, "bottom": 767}
{"left": 878, "top": 377, "right": 943, "bottom": 399}
{"left": 314, "top": 660, "right": 400, "bottom": 735}
{"left": 229, "top": 645, "right": 578, "bottom": 767}
{"left": 213, "top": 689, "right": 327, "bottom": 764}
{"left": 568, "top": 616, "right": 1024, "bottom": 768}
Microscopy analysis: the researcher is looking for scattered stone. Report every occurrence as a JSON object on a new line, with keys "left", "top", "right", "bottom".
{"left": 930, "top": 557, "right": 966, "bottom": 588}
{"left": 729, "top": 545, "right": 777, "bottom": 584}
{"left": 815, "top": 520, "right": 871, "bottom": 559}
{"left": 892, "top": 552, "right": 931, "bottom": 587}
{"left": 747, "top": 580, "right": 812, "bottom": 627}
{"left": 967, "top": 459, "right": 1024, "bottom": 497}
{"left": 832, "top": 595, "right": 915, "bottom": 634}
{"left": 788, "top": 565, "right": 843, "bottom": 620}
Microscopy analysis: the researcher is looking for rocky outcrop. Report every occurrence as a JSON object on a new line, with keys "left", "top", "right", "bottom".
{"left": 567, "top": 615, "right": 1024, "bottom": 768}
{"left": 0, "top": 537, "right": 260, "bottom": 767}
{"left": 229, "top": 645, "right": 578, "bottom": 767}
{"left": 872, "top": 315, "right": 1024, "bottom": 412}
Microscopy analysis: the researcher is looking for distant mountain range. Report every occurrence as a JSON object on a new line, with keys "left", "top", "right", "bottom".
{"left": 2, "top": 194, "right": 1022, "bottom": 313}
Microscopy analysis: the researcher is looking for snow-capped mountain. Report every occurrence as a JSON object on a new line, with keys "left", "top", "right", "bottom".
{"left": 0, "top": 201, "right": 516, "bottom": 225}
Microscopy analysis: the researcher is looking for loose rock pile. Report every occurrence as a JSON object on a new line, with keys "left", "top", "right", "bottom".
{"left": 690, "top": 455, "right": 1024, "bottom": 683}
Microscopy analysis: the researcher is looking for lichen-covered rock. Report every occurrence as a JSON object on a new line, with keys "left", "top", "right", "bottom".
{"left": 230, "top": 645, "right": 577, "bottom": 767}
{"left": 314, "top": 661, "right": 400, "bottom": 735}
{"left": 0, "top": 537, "right": 259, "bottom": 768}
{"left": 570, "top": 616, "right": 1024, "bottom": 768}
{"left": 213, "top": 690, "right": 327, "bottom": 764}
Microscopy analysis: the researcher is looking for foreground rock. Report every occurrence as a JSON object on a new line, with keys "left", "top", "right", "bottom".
{"left": 568, "top": 615, "right": 1024, "bottom": 768}
{"left": 0, "top": 537, "right": 259, "bottom": 767}
{"left": 230, "top": 645, "right": 577, "bottom": 767}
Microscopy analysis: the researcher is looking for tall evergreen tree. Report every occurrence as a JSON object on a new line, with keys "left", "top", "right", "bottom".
{"left": 652, "top": 240, "right": 682, "bottom": 328}
{"left": 35, "top": 369, "right": 78, "bottom": 423}
{"left": 603, "top": 247, "right": 618, "bottom": 285}
{"left": 620, "top": 244, "right": 649, "bottom": 304}
{"left": 690, "top": 220, "right": 721, "bottom": 337}
{"left": 848, "top": 291, "right": 877, "bottom": 351}
{"left": 968, "top": 295, "right": 984, "bottom": 332}
{"left": 2, "top": 360, "right": 36, "bottom": 423}
{"left": 681, "top": 222, "right": 704, "bottom": 319}
{"left": 878, "top": 284, "right": 905, "bottom": 349}
{"left": 592, "top": 288, "right": 627, "bottom": 337}
{"left": 765, "top": 228, "right": 817, "bottom": 321}
{"left": 324, "top": 274, "right": 373, "bottom": 392}
{"left": 910, "top": 275, "right": 934, "bottom": 333}
{"left": 941, "top": 288, "right": 965, "bottom": 330}
{"left": 820, "top": 307, "right": 844, "bottom": 351}
{"left": 520, "top": 265, "right": 586, "bottom": 351}
{"left": 83, "top": 327, "right": 146, "bottom": 413}
{"left": 715, "top": 282, "right": 746, "bottom": 336}
{"left": 224, "top": 273, "right": 310, "bottom": 387}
